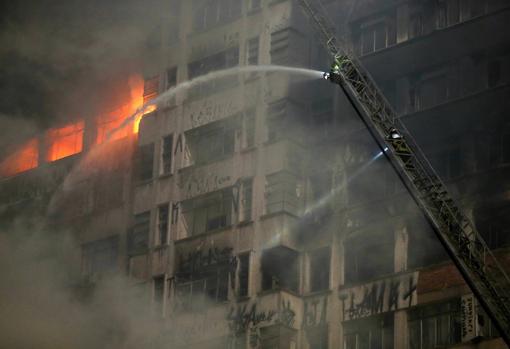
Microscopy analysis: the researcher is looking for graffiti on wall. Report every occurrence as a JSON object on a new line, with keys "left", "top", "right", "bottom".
{"left": 303, "top": 295, "right": 328, "bottom": 328}
{"left": 178, "top": 246, "right": 235, "bottom": 276}
{"left": 179, "top": 168, "right": 232, "bottom": 199}
{"left": 184, "top": 98, "right": 241, "bottom": 129}
{"left": 339, "top": 272, "right": 418, "bottom": 321}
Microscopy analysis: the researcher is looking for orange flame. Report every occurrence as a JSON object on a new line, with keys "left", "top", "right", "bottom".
{"left": 0, "top": 138, "right": 39, "bottom": 178}
{"left": 46, "top": 121, "right": 84, "bottom": 162}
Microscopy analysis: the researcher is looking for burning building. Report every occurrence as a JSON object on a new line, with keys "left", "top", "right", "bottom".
{"left": 1, "top": 0, "right": 510, "bottom": 348}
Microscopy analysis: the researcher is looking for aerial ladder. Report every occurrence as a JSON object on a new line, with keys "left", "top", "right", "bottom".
{"left": 298, "top": 0, "right": 510, "bottom": 343}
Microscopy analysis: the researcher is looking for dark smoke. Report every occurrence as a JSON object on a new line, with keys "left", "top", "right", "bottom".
{"left": 0, "top": 0, "right": 164, "bottom": 157}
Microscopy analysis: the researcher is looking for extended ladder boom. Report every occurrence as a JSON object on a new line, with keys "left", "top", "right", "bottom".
{"left": 298, "top": 0, "right": 510, "bottom": 342}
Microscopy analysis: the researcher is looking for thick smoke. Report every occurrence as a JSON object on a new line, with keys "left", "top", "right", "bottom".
{"left": 0, "top": 0, "right": 165, "bottom": 156}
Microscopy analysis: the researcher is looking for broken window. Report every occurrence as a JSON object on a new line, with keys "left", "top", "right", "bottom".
{"left": 143, "top": 75, "right": 159, "bottom": 104}
{"left": 82, "top": 235, "right": 119, "bottom": 275}
{"left": 161, "top": 134, "right": 173, "bottom": 175}
{"left": 186, "top": 119, "right": 236, "bottom": 166}
{"left": 174, "top": 247, "right": 233, "bottom": 310}
{"left": 344, "top": 228, "right": 394, "bottom": 284}
{"left": 181, "top": 188, "right": 234, "bottom": 236}
{"left": 344, "top": 314, "right": 394, "bottom": 349}
{"left": 265, "top": 171, "right": 302, "bottom": 216}
{"left": 46, "top": 121, "right": 84, "bottom": 162}
{"left": 409, "top": 299, "right": 461, "bottom": 349}
{"left": 0, "top": 138, "right": 38, "bottom": 178}
{"left": 309, "top": 247, "right": 331, "bottom": 293}
{"left": 128, "top": 211, "right": 150, "bottom": 255}
{"left": 409, "top": 12, "right": 423, "bottom": 39}
{"left": 307, "top": 326, "right": 328, "bottom": 349}
{"left": 261, "top": 246, "right": 299, "bottom": 292}
{"left": 240, "top": 179, "right": 253, "bottom": 222}
{"left": 137, "top": 143, "right": 155, "bottom": 181}
{"left": 247, "top": 36, "right": 259, "bottom": 65}
{"left": 157, "top": 204, "right": 169, "bottom": 246}
{"left": 238, "top": 252, "right": 250, "bottom": 297}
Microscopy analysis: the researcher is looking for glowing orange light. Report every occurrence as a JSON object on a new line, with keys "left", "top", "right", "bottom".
{"left": 0, "top": 138, "right": 39, "bottom": 178}
{"left": 46, "top": 121, "right": 84, "bottom": 162}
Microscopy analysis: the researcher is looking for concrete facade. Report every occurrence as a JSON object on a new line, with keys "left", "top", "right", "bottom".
{"left": 1, "top": 0, "right": 510, "bottom": 348}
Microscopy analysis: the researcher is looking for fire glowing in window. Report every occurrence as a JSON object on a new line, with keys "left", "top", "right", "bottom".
{"left": 0, "top": 138, "right": 39, "bottom": 178}
{"left": 46, "top": 121, "right": 84, "bottom": 162}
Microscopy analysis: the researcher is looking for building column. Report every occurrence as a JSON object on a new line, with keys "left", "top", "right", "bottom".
{"left": 394, "top": 219, "right": 409, "bottom": 349}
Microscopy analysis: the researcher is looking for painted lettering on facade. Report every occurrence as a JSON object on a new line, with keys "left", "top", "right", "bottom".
{"left": 339, "top": 272, "right": 418, "bottom": 321}
{"left": 179, "top": 167, "right": 232, "bottom": 199}
{"left": 461, "top": 294, "right": 477, "bottom": 342}
{"left": 184, "top": 98, "right": 240, "bottom": 129}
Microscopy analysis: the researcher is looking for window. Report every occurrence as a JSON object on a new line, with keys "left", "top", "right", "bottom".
{"left": 192, "top": 0, "right": 242, "bottom": 31}
{"left": 82, "top": 236, "right": 119, "bottom": 275}
{"left": 128, "top": 212, "right": 150, "bottom": 255}
{"left": 247, "top": 36, "right": 259, "bottom": 65}
{"left": 157, "top": 204, "right": 169, "bottom": 246}
{"left": 238, "top": 253, "right": 250, "bottom": 297}
{"left": 447, "top": 0, "right": 460, "bottom": 26}
{"left": 161, "top": 135, "right": 173, "bottom": 175}
{"left": 242, "top": 108, "right": 255, "bottom": 148}
{"left": 261, "top": 246, "right": 299, "bottom": 292}
{"left": 265, "top": 171, "right": 302, "bottom": 216}
{"left": 166, "top": 67, "right": 177, "bottom": 89}
{"left": 409, "top": 299, "right": 461, "bottom": 349}
{"left": 188, "top": 47, "right": 239, "bottom": 98}
{"left": 143, "top": 76, "right": 159, "bottom": 104}
{"left": 240, "top": 179, "right": 253, "bottom": 222}
{"left": 154, "top": 275, "right": 165, "bottom": 305}
{"left": 413, "top": 70, "right": 449, "bottom": 110}
{"left": 270, "top": 28, "right": 304, "bottom": 66}
{"left": 137, "top": 143, "right": 155, "bottom": 181}
{"left": 186, "top": 121, "right": 236, "bottom": 166}
{"left": 408, "top": 218, "right": 448, "bottom": 268}
{"left": 181, "top": 188, "right": 233, "bottom": 236}
{"left": 307, "top": 326, "right": 328, "bottom": 349}
{"left": 409, "top": 12, "right": 423, "bottom": 39}
{"left": 266, "top": 98, "right": 303, "bottom": 143}
{"left": 344, "top": 315, "right": 394, "bottom": 349}
{"left": 344, "top": 228, "right": 394, "bottom": 284}
{"left": 309, "top": 247, "right": 331, "bottom": 292}
{"left": 0, "top": 138, "right": 38, "bottom": 178}
{"left": 360, "top": 21, "right": 387, "bottom": 55}
{"left": 45, "top": 121, "right": 84, "bottom": 162}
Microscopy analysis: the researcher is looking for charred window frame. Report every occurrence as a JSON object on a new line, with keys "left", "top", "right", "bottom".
{"left": 266, "top": 98, "right": 305, "bottom": 143}
{"left": 137, "top": 143, "right": 155, "bottom": 182}
{"left": 181, "top": 188, "right": 234, "bottom": 236}
{"left": 82, "top": 235, "right": 119, "bottom": 275}
{"left": 156, "top": 204, "right": 170, "bottom": 246}
{"left": 412, "top": 68, "right": 449, "bottom": 110}
{"left": 309, "top": 247, "right": 331, "bottom": 293}
{"left": 344, "top": 228, "right": 394, "bottom": 284}
{"left": 143, "top": 76, "right": 159, "bottom": 104}
{"left": 238, "top": 252, "right": 250, "bottom": 297}
{"left": 409, "top": 11, "right": 423, "bottom": 39}
{"left": 261, "top": 246, "right": 299, "bottom": 293}
{"left": 357, "top": 14, "right": 395, "bottom": 56}
{"left": 265, "top": 171, "right": 303, "bottom": 216}
{"left": 160, "top": 134, "right": 173, "bottom": 175}
{"left": 408, "top": 218, "right": 448, "bottom": 269}
{"left": 128, "top": 211, "right": 150, "bottom": 255}
{"left": 408, "top": 299, "right": 461, "bottom": 349}
{"left": 344, "top": 314, "right": 394, "bottom": 349}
